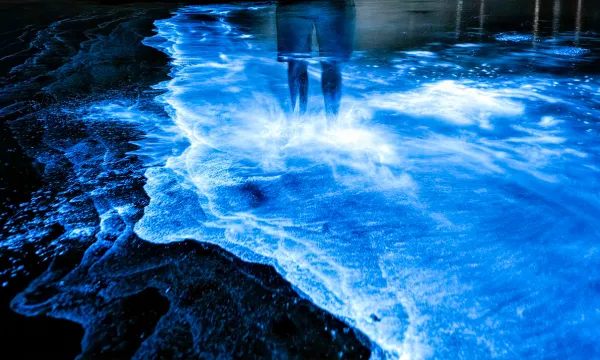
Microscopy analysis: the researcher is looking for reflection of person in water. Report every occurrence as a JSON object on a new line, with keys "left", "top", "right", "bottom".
{"left": 277, "top": 0, "right": 355, "bottom": 124}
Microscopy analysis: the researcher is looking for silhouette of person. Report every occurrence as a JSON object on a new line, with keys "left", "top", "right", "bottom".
{"left": 276, "top": 0, "right": 355, "bottom": 124}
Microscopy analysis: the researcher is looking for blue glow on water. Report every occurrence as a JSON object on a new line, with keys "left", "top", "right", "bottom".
{"left": 75, "top": 4, "right": 600, "bottom": 359}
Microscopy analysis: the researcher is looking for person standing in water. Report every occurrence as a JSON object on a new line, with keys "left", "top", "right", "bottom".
{"left": 276, "top": 0, "right": 355, "bottom": 124}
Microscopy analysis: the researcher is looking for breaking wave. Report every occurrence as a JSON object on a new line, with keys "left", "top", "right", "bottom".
{"left": 79, "top": 4, "right": 600, "bottom": 359}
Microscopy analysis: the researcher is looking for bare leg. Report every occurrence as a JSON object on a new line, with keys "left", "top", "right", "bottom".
{"left": 321, "top": 61, "right": 343, "bottom": 125}
{"left": 288, "top": 60, "right": 308, "bottom": 115}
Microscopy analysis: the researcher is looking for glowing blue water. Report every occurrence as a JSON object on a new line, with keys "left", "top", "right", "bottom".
{"left": 85, "top": 5, "right": 600, "bottom": 359}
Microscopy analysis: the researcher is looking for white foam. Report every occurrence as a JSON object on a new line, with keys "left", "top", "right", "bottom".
{"left": 402, "top": 51, "right": 437, "bottom": 58}
{"left": 367, "top": 80, "right": 524, "bottom": 129}
{"left": 538, "top": 116, "right": 563, "bottom": 127}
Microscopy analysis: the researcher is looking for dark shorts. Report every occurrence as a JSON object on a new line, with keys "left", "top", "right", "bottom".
{"left": 276, "top": 1, "right": 355, "bottom": 62}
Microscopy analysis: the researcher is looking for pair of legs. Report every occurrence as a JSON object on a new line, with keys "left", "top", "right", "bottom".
{"left": 276, "top": 0, "right": 355, "bottom": 123}
{"left": 287, "top": 60, "right": 343, "bottom": 122}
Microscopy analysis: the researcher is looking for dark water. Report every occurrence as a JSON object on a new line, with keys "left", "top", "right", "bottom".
{"left": 1, "top": 0, "right": 599, "bottom": 359}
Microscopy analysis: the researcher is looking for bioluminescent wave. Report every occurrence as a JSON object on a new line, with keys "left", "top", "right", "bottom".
{"left": 74, "top": 4, "right": 600, "bottom": 359}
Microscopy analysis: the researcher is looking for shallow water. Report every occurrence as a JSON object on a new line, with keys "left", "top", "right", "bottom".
{"left": 72, "top": 1, "right": 599, "bottom": 359}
